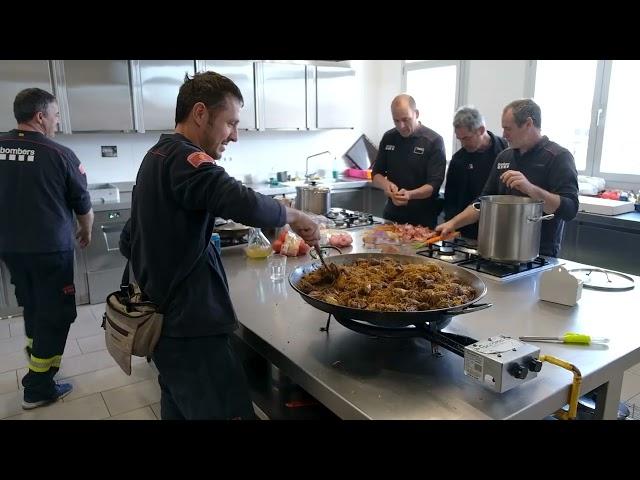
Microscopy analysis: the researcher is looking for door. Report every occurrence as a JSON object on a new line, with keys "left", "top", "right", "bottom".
{"left": 85, "top": 209, "right": 130, "bottom": 304}
{"left": 0, "top": 259, "right": 22, "bottom": 318}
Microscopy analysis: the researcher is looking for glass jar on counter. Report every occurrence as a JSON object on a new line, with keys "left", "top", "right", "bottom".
{"left": 245, "top": 228, "right": 272, "bottom": 259}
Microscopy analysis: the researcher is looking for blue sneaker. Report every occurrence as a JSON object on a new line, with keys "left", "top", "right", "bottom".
{"left": 22, "top": 383, "right": 73, "bottom": 410}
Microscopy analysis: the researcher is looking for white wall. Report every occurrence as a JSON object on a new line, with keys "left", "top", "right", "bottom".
{"left": 55, "top": 60, "right": 530, "bottom": 185}
{"left": 55, "top": 133, "right": 158, "bottom": 184}
{"left": 466, "top": 60, "right": 530, "bottom": 134}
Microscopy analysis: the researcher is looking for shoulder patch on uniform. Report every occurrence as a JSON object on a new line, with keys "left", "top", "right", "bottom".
{"left": 186, "top": 151, "right": 215, "bottom": 168}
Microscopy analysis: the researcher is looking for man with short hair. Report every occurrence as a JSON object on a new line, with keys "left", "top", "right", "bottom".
{"left": 443, "top": 106, "right": 508, "bottom": 239}
{"left": 0, "top": 88, "right": 94, "bottom": 409}
{"left": 372, "top": 94, "right": 446, "bottom": 228}
{"left": 437, "top": 99, "right": 579, "bottom": 257}
{"left": 122, "top": 72, "right": 320, "bottom": 419}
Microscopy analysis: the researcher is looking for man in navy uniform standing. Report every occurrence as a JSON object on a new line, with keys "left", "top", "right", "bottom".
{"left": 437, "top": 99, "right": 578, "bottom": 257}
{"left": 120, "top": 72, "right": 320, "bottom": 419}
{"left": 0, "top": 88, "right": 94, "bottom": 409}
{"left": 372, "top": 94, "right": 446, "bottom": 228}
{"left": 443, "top": 106, "right": 508, "bottom": 240}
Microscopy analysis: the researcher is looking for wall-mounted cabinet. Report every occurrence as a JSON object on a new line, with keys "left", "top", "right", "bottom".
{"left": 316, "top": 66, "right": 356, "bottom": 129}
{"left": 134, "top": 60, "right": 195, "bottom": 132}
{"left": 258, "top": 62, "right": 307, "bottom": 130}
{"left": 0, "top": 61, "right": 53, "bottom": 132}
{"left": 58, "top": 60, "right": 134, "bottom": 132}
{"left": 199, "top": 61, "right": 257, "bottom": 130}
{"left": 1, "top": 60, "right": 355, "bottom": 135}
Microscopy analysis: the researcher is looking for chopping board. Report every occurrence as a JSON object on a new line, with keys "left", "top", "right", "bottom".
{"left": 578, "top": 195, "right": 634, "bottom": 216}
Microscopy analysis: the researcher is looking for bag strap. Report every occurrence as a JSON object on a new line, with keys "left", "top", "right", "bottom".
{"left": 119, "top": 183, "right": 208, "bottom": 314}
{"left": 120, "top": 246, "right": 207, "bottom": 314}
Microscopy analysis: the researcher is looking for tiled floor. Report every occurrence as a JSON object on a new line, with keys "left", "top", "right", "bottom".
{"left": 1, "top": 304, "right": 162, "bottom": 420}
{"left": 2, "top": 303, "right": 640, "bottom": 419}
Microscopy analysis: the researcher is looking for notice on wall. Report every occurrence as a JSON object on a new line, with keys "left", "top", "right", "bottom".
{"left": 101, "top": 146, "right": 118, "bottom": 157}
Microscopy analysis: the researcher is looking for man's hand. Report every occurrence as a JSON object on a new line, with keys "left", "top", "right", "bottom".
{"left": 500, "top": 170, "right": 535, "bottom": 196}
{"left": 76, "top": 227, "right": 91, "bottom": 248}
{"left": 435, "top": 220, "right": 456, "bottom": 238}
{"left": 394, "top": 188, "right": 411, "bottom": 202}
{"left": 75, "top": 210, "right": 94, "bottom": 249}
{"left": 384, "top": 181, "right": 399, "bottom": 199}
{"left": 286, "top": 208, "right": 320, "bottom": 245}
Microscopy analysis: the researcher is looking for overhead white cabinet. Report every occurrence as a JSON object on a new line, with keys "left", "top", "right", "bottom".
{"left": 0, "top": 61, "right": 53, "bottom": 132}
{"left": 62, "top": 60, "right": 134, "bottom": 132}
{"left": 138, "top": 60, "right": 195, "bottom": 131}
{"left": 260, "top": 62, "right": 307, "bottom": 130}
{"left": 316, "top": 66, "right": 356, "bottom": 129}
{"left": 201, "top": 61, "right": 257, "bottom": 130}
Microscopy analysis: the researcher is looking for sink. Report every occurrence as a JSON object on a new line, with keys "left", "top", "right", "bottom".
{"left": 88, "top": 183, "right": 120, "bottom": 204}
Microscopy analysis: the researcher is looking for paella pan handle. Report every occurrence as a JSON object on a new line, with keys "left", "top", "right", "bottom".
{"left": 448, "top": 302, "right": 492, "bottom": 315}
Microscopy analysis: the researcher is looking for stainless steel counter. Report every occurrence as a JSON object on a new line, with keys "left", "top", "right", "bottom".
{"left": 575, "top": 210, "right": 640, "bottom": 232}
{"left": 221, "top": 229, "right": 640, "bottom": 419}
{"left": 247, "top": 178, "right": 376, "bottom": 197}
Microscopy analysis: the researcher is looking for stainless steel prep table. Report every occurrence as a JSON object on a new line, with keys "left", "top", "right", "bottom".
{"left": 221, "top": 229, "right": 640, "bottom": 419}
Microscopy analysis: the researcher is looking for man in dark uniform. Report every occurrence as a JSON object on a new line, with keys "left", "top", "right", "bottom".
{"left": 437, "top": 99, "right": 578, "bottom": 257}
{"left": 372, "top": 94, "right": 446, "bottom": 228}
{"left": 0, "top": 88, "right": 94, "bottom": 409}
{"left": 443, "top": 106, "right": 508, "bottom": 240}
{"left": 120, "top": 72, "right": 320, "bottom": 420}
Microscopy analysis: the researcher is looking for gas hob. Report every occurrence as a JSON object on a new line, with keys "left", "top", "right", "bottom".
{"left": 417, "top": 239, "right": 560, "bottom": 281}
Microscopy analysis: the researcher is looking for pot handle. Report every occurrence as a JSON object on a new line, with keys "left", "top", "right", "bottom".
{"left": 450, "top": 302, "right": 492, "bottom": 315}
{"left": 472, "top": 201, "right": 481, "bottom": 211}
{"left": 527, "top": 214, "right": 555, "bottom": 223}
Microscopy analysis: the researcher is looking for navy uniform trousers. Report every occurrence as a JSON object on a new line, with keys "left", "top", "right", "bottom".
{"left": 1, "top": 251, "right": 76, "bottom": 400}
{"left": 152, "top": 334, "right": 256, "bottom": 420}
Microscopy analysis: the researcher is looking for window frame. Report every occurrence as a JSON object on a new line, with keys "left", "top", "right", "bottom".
{"left": 528, "top": 60, "right": 640, "bottom": 186}
{"left": 401, "top": 60, "right": 468, "bottom": 157}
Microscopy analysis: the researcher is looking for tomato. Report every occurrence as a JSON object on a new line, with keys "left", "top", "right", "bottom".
{"left": 298, "top": 242, "right": 310, "bottom": 255}
{"left": 278, "top": 229, "right": 288, "bottom": 243}
{"left": 272, "top": 239, "right": 283, "bottom": 253}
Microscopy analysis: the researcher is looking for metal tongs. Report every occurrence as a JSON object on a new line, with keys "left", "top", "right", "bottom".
{"left": 314, "top": 244, "right": 338, "bottom": 279}
{"left": 519, "top": 332, "right": 609, "bottom": 345}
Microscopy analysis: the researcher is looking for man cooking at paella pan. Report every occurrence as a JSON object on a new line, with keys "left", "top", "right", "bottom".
{"left": 436, "top": 99, "right": 579, "bottom": 257}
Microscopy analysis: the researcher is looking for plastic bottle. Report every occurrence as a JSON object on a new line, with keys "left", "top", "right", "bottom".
{"left": 211, "top": 233, "right": 221, "bottom": 253}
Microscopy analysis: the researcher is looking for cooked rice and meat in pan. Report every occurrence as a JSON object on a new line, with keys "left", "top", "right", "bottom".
{"left": 296, "top": 257, "right": 476, "bottom": 312}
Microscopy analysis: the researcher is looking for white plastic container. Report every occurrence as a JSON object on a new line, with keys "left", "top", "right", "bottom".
{"left": 578, "top": 195, "right": 634, "bottom": 216}
{"left": 539, "top": 266, "right": 583, "bottom": 306}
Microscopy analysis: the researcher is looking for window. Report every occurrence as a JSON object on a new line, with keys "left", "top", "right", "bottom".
{"left": 530, "top": 60, "right": 640, "bottom": 184}
{"left": 533, "top": 60, "right": 598, "bottom": 172}
{"left": 403, "top": 61, "right": 465, "bottom": 159}
{"left": 599, "top": 61, "right": 640, "bottom": 176}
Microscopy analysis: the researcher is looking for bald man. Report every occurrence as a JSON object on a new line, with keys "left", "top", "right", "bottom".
{"left": 371, "top": 94, "right": 446, "bottom": 228}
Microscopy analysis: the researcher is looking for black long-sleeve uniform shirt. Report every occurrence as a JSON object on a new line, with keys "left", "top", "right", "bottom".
{"left": 443, "top": 131, "right": 508, "bottom": 239}
{"left": 480, "top": 136, "right": 579, "bottom": 257}
{"left": 372, "top": 124, "right": 446, "bottom": 228}
{"left": 127, "top": 133, "right": 287, "bottom": 337}
{"left": 0, "top": 130, "right": 91, "bottom": 253}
